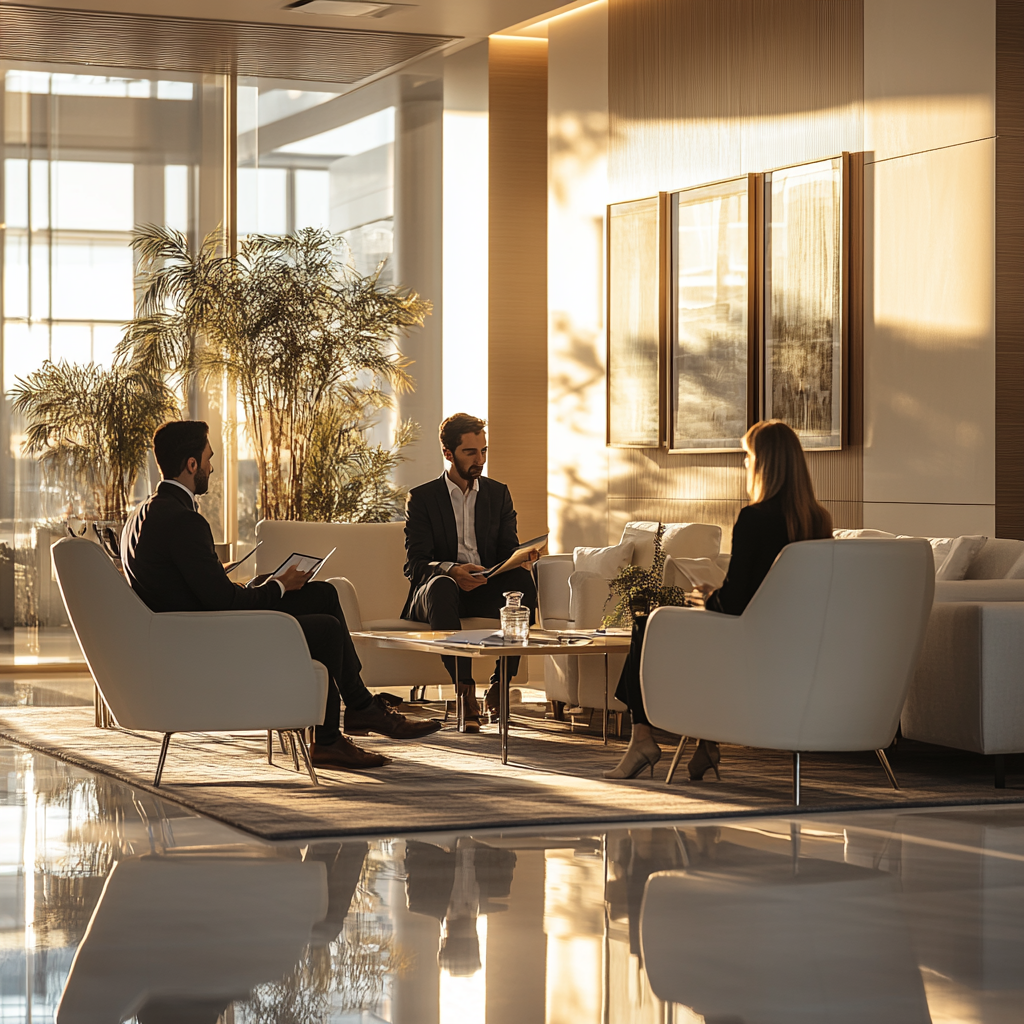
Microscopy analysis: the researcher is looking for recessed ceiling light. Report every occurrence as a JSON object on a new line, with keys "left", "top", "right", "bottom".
{"left": 285, "top": 0, "right": 412, "bottom": 17}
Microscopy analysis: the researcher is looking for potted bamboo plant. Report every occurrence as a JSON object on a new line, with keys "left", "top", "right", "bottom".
{"left": 119, "top": 225, "right": 430, "bottom": 523}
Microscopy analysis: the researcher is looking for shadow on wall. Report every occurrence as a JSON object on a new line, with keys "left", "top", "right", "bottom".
{"left": 549, "top": 310, "right": 609, "bottom": 549}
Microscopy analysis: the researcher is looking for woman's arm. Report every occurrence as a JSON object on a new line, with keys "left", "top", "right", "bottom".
{"left": 705, "top": 507, "right": 761, "bottom": 615}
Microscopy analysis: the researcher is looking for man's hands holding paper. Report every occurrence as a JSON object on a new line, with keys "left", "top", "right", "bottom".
{"left": 451, "top": 563, "right": 489, "bottom": 591}
{"left": 277, "top": 564, "right": 314, "bottom": 591}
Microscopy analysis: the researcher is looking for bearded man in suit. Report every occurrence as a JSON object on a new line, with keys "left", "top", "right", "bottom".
{"left": 122, "top": 420, "right": 440, "bottom": 772}
{"left": 402, "top": 413, "right": 539, "bottom": 731}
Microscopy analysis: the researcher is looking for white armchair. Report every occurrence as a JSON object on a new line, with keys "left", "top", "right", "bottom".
{"left": 52, "top": 538, "right": 328, "bottom": 786}
{"left": 536, "top": 522, "right": 726, "bottom": 716}
{"left": 640, "top": 538, "right": 935, "bottom": 803}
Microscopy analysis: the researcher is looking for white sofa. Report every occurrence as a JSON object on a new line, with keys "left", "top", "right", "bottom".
{"left": 838, "top": 530, "right": 1024, "bottom": 785}
{"left": 253, "top": 519, "right": 501, "bottom": 691}
{"left": 535, "top": 521, "right": 728, "bottom": 716}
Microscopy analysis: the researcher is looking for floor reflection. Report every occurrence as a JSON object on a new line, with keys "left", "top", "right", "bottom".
{"left": 1, "top": 741, "right": 1023, "bottom": 1023}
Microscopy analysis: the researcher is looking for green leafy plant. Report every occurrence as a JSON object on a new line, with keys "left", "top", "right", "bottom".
{"left": 9, "top": 360, "right": 177, "bottom": 520}
{"left": 602, "top": 523, "right": 689, "bottom": 627}
{"left": 119, "top": 225, "right": 430, "bottom": 523}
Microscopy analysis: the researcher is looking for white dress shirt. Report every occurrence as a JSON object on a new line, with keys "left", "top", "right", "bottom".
{"left": 444, "top": 471, "right": 480, "bottom": 567}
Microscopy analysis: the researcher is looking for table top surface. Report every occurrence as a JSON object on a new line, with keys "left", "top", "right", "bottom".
{"left": 351, "top": 628, "right": 633, "bottom": 656}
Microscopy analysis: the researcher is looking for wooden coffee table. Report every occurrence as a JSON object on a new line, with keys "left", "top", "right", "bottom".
{"left": 351, "top": 629, "right": 632, "bottom": 765}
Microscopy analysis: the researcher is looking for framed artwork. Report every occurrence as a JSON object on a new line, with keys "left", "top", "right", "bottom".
{"left": 607, "top": 196, "right": 662, "bottom": 447}
{"left": 669, "top": 176, "right": 754, "bottom": 452}
{"left": 763, "top": 156, "right": 846, "bottom": 450}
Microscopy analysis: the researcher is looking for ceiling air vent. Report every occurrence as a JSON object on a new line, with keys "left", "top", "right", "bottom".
{"left": 286, "top": 0, "right": 413, "bottom": 17}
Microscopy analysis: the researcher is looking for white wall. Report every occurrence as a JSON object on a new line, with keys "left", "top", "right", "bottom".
{"left": 546, "top": 1, "right": 609, "bottom": 551}
{"left": 862, "top": 0, "right": 997, "bottom": 537}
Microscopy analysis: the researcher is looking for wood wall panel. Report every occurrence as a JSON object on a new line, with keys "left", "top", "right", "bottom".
{"left": 606, "top": 0, "right": 864, "bottom": 543}
{"left": 488, "top": 37, "right": 549, "bottom": 543}
{"left": 996, "top": 0, "right": 1024, "bottom": 539}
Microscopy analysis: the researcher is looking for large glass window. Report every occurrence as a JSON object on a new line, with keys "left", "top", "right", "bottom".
{"left": 1, "top": 63, "right": 224, "bottom": 633}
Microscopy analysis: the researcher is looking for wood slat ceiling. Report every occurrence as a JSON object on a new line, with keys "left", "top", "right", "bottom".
{"left": 0, "top": 3, "right": 458, "bottom": 83}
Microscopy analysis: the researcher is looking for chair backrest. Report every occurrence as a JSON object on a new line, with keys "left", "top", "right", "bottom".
{"left": 255, "top": 519, "right": 407, "bottom": 621}
{"left": 743, "top": 539, "right": 934, "bottom": 749}
{"left": 644, "top": 539, "right": 934, "bottom": 751}
{"left": 51, "top": 538, "right": 155, "bottom": 710}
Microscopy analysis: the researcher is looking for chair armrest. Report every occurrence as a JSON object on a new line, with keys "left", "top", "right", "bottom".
{"left": 326, "top": 577, "right": 363, "bottom": 631}
{"left": 142, "top": 610, "right": 327, "bottom": 732}
{"left": 536, "top": 554, "right": 574, "bottom": 627}
{"left": 640, "top": 605, "right": 747, "bottom": 739}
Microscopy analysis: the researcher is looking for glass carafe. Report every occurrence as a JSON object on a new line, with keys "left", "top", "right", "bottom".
{"left": 500, "top": 591, "right": 530, "bottom": 642}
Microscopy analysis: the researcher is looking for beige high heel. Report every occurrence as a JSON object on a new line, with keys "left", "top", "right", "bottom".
{"left": 604, "top": 739, "right": 662, "bottom": 779}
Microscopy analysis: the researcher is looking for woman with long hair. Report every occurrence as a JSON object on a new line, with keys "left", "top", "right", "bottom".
{"left": 605, "top": 419, "right": 833, "bottom": 781}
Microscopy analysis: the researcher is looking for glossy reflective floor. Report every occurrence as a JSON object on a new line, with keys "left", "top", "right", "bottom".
{"left": 1, "top": 738, "right": 1023, "bottom": 1024}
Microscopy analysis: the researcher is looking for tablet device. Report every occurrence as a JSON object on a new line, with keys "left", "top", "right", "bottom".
{"left": 247, "top": 547, "right": 337, "bottom": 588}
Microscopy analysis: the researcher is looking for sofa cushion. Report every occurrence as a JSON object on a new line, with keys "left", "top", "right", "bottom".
{"left": 573, "top": 540, "right": 633, "bottom": 579}
{"left": 621, "top": 521, "right": 721, "bottom": 568}
{"left": 964, "top": 537, "right": 1024, "bottom": 580}
{"left": 936, "top": 536, "right": 988, "bottom": 580}
{"left": 661, "top": 523, "right": 722, "bottom": 561}
{"left": 621, "top": 522, "right": 661, "bottom": 567}
{"left": 1006, "top": 551, "right": 1024, "bottom": 579}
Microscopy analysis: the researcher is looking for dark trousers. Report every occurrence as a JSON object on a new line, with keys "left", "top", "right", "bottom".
{"left": 280, "top": 581, "right": 373, "bottom": 743}
{"left": 408, "top": 567, "right": 537, "bottom": 685}
{"left": 614, "top": 616, "right": 649, "bottom": 726}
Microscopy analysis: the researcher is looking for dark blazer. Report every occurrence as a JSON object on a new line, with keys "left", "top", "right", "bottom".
{"left": 402, "top": 475, "right": 519, "bottom": 619}
{"left": 122, "top": 481, "right": 283, "bottom": 613}
{"left": 706, "top": 494, "right": 791, "bottom": 616}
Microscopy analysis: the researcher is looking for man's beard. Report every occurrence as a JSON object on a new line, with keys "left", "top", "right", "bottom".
{"left": 454, "top": 461, "right": 482, "bottom": 483}
{"left": 193, "top": 466, "right": 210, "bottom": 496}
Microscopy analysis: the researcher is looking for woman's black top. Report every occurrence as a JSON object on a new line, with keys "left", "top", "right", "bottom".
{"left": 706, "top": 493, "right": 791, "bottom": 616}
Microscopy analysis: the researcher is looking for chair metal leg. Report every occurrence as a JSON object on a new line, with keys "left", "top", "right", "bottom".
{"left": 792, "top": 751, "right": 801, "bottom": 806}
{"left": 293, "top": 730, "right": 320, "bottom": 786}
{"left": 154, "top": 733, "right": 173, "bottom": 787}
{"left": 267, "top": 730, "right": 273, "bottom": 765}
{"left": 285, "top": 731, "right": 300, "bottom": 771}
{"left": 995, "top": 753, "right": 1006, "bottom": 789}
{"left": 876, "top": 748, "right": 900, "bottom": 791}
{"left": 665, "top": 737, "right": 690, "bottom": 786}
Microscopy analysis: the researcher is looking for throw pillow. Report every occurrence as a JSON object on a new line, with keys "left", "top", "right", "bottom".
{"left": 935, "top": 535, "right": 988, "bottom": 581}
{"left": 661, "top": 523, "right": 722, "bottom": 561}
{"left": 620, "top": 521, "right": 660, "bottom": 568}
{"left": 894, "top": 535, "right": 954, "bottom": 573}
{"left": 573, "top": 540, "right": 634, "bottom": 579}
{"left": 1003, "top": 550, "right": 1024, "bottom": 579}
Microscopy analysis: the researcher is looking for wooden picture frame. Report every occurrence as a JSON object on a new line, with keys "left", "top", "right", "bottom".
{"left": 606, "top": 196, "right": 663, "bottom": 448}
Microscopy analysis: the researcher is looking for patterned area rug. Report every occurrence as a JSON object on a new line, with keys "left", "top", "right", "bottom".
{"left": 0, "top": 706, "right": 1020, "bottom": 839}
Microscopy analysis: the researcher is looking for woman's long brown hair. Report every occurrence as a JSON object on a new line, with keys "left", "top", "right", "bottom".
{"left": 743, "top": 420, "right": 833, "bottom": 542}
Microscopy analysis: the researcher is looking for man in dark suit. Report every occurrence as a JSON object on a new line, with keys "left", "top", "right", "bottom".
{"left": 122, "top": 420, "right": 440, "bottom": 771}
{"left": 402, "top": 413, "right": 539, "bottom": 730}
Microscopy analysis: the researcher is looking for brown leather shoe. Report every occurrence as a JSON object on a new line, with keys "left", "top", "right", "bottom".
{"left": 459, "top": 686, "right": 482, "bottom": 733}
{"left": 344, "top": 695, "right": 443, "bottom": 739}
{"left": 310, "top": 735, "right": 390, "bottom": 770}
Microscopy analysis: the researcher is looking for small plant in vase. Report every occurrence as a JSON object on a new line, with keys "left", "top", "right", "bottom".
{"left": 602, "top": 524, "right": 690, "bottom": 628}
